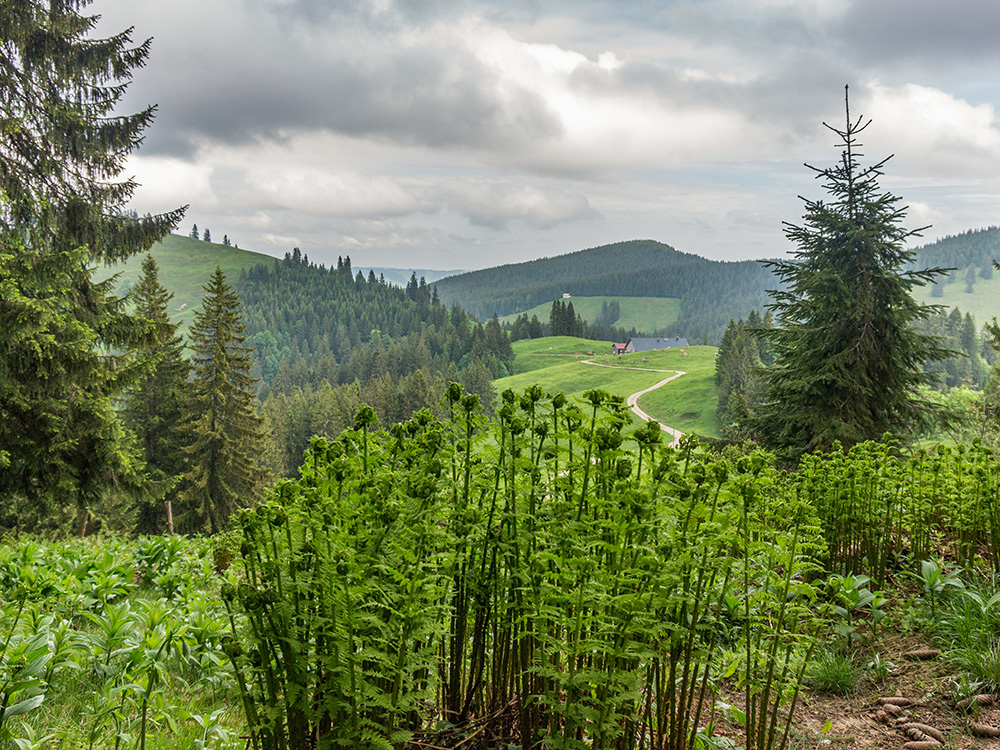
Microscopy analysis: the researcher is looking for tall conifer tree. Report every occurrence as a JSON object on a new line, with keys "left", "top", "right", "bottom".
{"left": 0, "top": 0, "right": 184, "bottom": 530}
{"left": 755, "top": 89, "right": 950, "bottom": 457}
{"left": 123, "top": 256, "right": 191, "bottom": 534}
{"left": 184, "top": 267, "right": 266, "bottom": 533}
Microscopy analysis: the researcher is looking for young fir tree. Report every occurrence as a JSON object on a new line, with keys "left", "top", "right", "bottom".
{"left": 183, "top": 267, "right": 267, "bottom": 533}
{"left": 0, "top": 0, "right": 184, "bottom": 531}
{"left": 122, "top": 256, "right": 191, "bottom": 534}
{"left": 755, "top": 88, "right": 950, "bottom": 457}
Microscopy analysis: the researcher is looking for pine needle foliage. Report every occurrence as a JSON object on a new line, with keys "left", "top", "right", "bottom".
{"left": 756, "top": 88, "right": 951, "bottom": 458}
{"left": 224, "top": 386, "right": 824, "bottom": 750}
{"left": 0, "top": 0, "right": 184, "bottom": 530}
{"left": 183, "top": 267, "right": 266, "bottom": 534}
{"left": 122, "top": 255, "right": 192, "bottom": 534}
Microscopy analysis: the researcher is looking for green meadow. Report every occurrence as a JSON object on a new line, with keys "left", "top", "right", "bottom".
{"left": 627, "top": 346, "right": 720, "bottom": 437}
{"left": 912, "top": 273, "right": 1000, "bottom": 322}
{"left": 500, "top": 295, "right": 682, "bottom": 332}
{"left": 93, "top": 233, "right": 274, "bottom": 327}
{"left": 498, "top": 338, "right": 721, "bottom": 437}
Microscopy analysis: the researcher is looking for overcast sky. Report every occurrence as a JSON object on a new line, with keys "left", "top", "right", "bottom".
{"left": 96, "top": 0, "right": 1000, "bottom": 270}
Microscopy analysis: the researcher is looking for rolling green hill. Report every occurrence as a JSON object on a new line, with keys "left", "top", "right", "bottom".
{"left": 912, "top": 272, "right": 1000, "bottom": 322}
{"left": 496, "top": 337, "right": 720, "bottom": 438}
{"left": 500, "top": 296, "right": 682, "bottom": 334}
{"left": 94, "top": 233, "right": 275, "bottom": 327}
{"left": 434, "top": 239, "right": 776, "bottom": 343}
{"left": 911, "top": 227, "right": 1000, "bottom": 322}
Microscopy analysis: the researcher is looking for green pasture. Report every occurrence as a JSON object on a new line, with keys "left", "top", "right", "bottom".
{"left": 501, "top": 295, "right": 682, "bottom": 333}
{"left": 500, "top": 338, "right": 721, "bottom": 437}
{"left": 94, "top": 233, "right": 275, "bottom": 328}
{"left": 912, "top": 273, "right": 1000, "bottom": 322}
{"left": 510, "top": 336, "right": 614, "bottom": 374}
{"left": 626, "top": 347, "right": 720, "bottom": 438}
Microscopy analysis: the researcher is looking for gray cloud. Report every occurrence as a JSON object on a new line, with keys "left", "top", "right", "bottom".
{"left": 132, "top": 13, "right": 561, "bottom": 160}
{"left": 106, "top": 0, "right": 1000, "bottom": 268}
{"left": 249, "top": 0, "right": 467, "bottom": 31}
{"left": 430, "top": 180, "right": 599, "bottom": 230}
{"left": 837, "top": 0, "right": 1000, "bottom": 66}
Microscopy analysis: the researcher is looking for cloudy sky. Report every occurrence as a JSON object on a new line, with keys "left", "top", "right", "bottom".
{"left": 96, "top": 0, "right": 1000, "bottom": 270}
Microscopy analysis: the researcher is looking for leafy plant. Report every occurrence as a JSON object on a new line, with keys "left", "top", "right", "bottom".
{"left": 224, "top": 389, "right": 824, "bottom": 750}
{"left": 0, "top": 602, "right": 50, "bottom": 741}
{"left": 904, "top": 558, "right": 964, "bottom": 619}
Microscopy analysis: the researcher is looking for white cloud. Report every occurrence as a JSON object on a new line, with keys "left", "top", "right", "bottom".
{"left": 125, "top": 156, "right": 216, "bottom": 213}
{"left": 102, "top": 0, "right": 1000, "bottom": 267}
{"left": 246, "top": 168, "right": 420, "bottom": 218}
{"left": 864, "top": 83, "right": 1000, "bottom": 177}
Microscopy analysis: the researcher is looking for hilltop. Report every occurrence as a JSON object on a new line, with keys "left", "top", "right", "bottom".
{"left": 94, "top": 233, "right": 274, "bottom": 327}
{"left": 433, "top": 239, "right": 777, "bottom": 343}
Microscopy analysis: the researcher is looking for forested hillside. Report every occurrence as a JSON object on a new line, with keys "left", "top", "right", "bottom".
{"left": 433, "top": 239, "right": 777, "bottom": 342}
{"left": 914, "top": 226, "right": 1000, "bottom": 273}
{"left": 241, "top": 251, "right": 512, "bottom": 392}
{"left": 237, "top": 252, "right": 516, "bottom": 475}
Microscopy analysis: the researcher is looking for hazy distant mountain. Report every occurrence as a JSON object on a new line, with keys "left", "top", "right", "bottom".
{"left": 355, "top": 267, "right": 467, "bottom": 287}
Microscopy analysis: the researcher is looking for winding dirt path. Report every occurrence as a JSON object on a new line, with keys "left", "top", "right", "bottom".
{"left": 581, "top": 360, "right": 687, "bottom": 445}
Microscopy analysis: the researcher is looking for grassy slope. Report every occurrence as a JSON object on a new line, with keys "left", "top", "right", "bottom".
{"left": 93, "top": 233, "right": 275, "bottom": 327}
{"left": 498, "top": 337, "right": 720, "bottom": 437}
{"left": 500, "top": 296, "right": 682, "bottom": 333}
{"left": 625, "top": 347, "right": 719, "bottom": 437}
{"left": 510, "top": 336, "right": 615, "bottom": 375}
{"left": 912, "top": 274, "right": 1000, "bottom": 322}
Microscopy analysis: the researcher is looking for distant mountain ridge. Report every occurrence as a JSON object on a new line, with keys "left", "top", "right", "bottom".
{"left": 433, "top": 239, "right": 778, "bottom": 342}
{"left": 355, "top": 266, "right": 466, "bottom": 287}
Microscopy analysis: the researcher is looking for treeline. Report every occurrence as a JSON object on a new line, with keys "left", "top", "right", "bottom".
{"left": 715, "top": 306, "right": 999, "bottom": 442}
{"left": 916, "top": 307, "right": 994, "bottom": 389}
{"left": 233, "top": 250, "right": 516, "bottom": 477}
{"left": 237, "top": 250, "right": 513, "bottom": 392}
{"left": 508, "top": 299, "right": 638, "bottom": 342}
{"left": 915, "top": 226, "right": 1000, "bottom": 277}
{"left": 434, "top": 240, "right": 777, "bottom": 343}
{"left": 714, "top": 311, "right": 773, "bottom": 439}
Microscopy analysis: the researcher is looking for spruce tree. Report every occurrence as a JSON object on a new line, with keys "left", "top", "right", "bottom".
{"left": 755, "top": 88, "right": 950, "bottom": 457}
{"left": 0, "top": 0, "right": 184, "bottom": 531}
{"left": 122, "top": 256, "right": 191, "bottom": 534}
{"left": 184, "top": 267, "right": 267, "bottom": 533}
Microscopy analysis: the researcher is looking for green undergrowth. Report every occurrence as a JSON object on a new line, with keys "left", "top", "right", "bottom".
{"left": 224, "top": 387, "right": 823, "bottom": 750}
{"left": 9, "top": 395, "right": 1000, "bottom": 748}
{"left": 0, "top": 535, "right": 241, "bottom": 749}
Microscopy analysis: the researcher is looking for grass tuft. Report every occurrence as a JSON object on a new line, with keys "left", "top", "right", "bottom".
{"left": 807, "top": 650, "right": 861, "bottom": 695}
